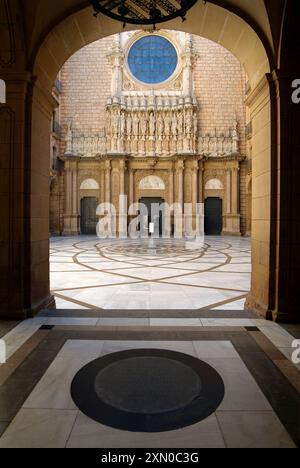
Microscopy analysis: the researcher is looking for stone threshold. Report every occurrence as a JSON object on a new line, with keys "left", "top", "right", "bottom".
{"left": 38, "top": 308, "right": 258, "bottom": 319}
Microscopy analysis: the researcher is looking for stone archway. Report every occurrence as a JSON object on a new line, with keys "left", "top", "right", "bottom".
{"left": 1, "top": 0, "right": 286, "bottom": 320}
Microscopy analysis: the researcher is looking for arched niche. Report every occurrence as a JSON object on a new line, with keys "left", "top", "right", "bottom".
{"left": 205, "top": 178, "right": 224, "bottom": 190}
{"left": 80, "top": 178, "right": 99, "bottom": 190}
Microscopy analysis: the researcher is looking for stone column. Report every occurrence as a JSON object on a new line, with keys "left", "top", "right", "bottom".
{"left": 119, "top": 159, "right": 126, "bottom": 195}
{"left": 192, "top": 161, "right": 198, "bottom": 230}
{"left": 0, "top": 75, "right": 56, "bottom": 318}
{"left": 223, "top": 166, "right": 240, "bottom": 236}
{"left": 119, "top": 159, "right": 127, "bottom": 237}
{"left": 169, "top": 168, "right": 174, "bottom": 206}
{"left": 175, "top": 160, "right": 184, "bottom": 238}
{"left": 129, "top": 168, "right": 135, "bottom": 208}
{"left": 176, "top": 160, "right": 184, "bottom": 209}
{"left": 168, "top": 168, "right": 174, "bottom": 237}
{"left": 226, "top": 169, "right": 232, "bottom": 214}
{"left": 72, "top": 164, "right": 78, "bottom": 216}
{"left": 232, "top": 167, "right": 239, "bottom": 215}
{"left": 63, "top": 157, "right": 80, "bottom": 235}
{"left": 198, "top": 161, "right": 204, "bottom": 203}
{"left": 192, "top": 161, "right": 198, "bottom": 212}
{"left": 105, "top": 160, "right": 111, "bottom": 204}
{"left": 100, "top": 168, "right": 105, "bottom": 204}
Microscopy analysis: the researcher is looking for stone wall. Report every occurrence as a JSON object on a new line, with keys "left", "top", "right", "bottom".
{"left": 55, "top": 32, "right": 250, "bottom": 236}
{"left": 59, "top": 33, "right": 247, "bottom": 152}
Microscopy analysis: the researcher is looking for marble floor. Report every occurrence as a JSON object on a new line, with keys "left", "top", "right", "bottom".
{"left": 0, "top": 314, "right": 299, "bottom": 448}
{"left": 0, "top": 236, "right": 299, "bottom": 448}
{"left": 50, "top": 236, "right": 251, "bottom": 310}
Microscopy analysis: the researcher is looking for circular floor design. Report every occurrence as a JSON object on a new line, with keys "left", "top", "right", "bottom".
{"left": 98, "top": 240, "right": 206, "bottom": 259}
{"left": 71, "top": 349, "right": 225, "bottom": 433}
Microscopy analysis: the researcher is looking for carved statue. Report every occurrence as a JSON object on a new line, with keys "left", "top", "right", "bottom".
{"left": 112, "top": 110, "right": 120, "bottom": 138}
{"left": 171, "top": 113, "right": 178, "bottom": 137}
{"left": 177, "top": 112, "right": 184, "bottom": 136}
{"left": 133, "top": 114, "right": 140, "bottom": 137}
{"left": 120, "top": 111, "right": 126, "bottom": 136}
{"left": 185, "top": 112, "right": 193, "bottom": 137}
{"left": 157, "top": 114, "right": 164, "bottom": 138}
{"left": 140, "top": 113, "right": 148, "bottom": 137}
{"left": 149, "top": 112, "right": 156, "bottom": 137}
{"left": 203, "top": 134, "right": 210, "bottom": 154}
{"left": 210, "top": 133, "right": 218, "bottom": 156}
{"left": 126, "top": 113, "right": 132, "bottom": 137}
{"left": 164, "top": 113, "right": 171, "bottom": 137}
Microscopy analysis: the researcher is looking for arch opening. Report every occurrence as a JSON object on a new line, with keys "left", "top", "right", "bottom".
{"left": 26, "top": 1, "right": 274, "bottom": 318}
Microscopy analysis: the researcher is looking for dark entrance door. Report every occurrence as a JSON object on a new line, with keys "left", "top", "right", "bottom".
{"left": 80, "top": 197, "right": 98, "bottom": 235}
{"left": 139, "top": 197, "right": 164, "bottom": 237}
{"left": 205, "top": 198, "right": 223, "bottom": 235}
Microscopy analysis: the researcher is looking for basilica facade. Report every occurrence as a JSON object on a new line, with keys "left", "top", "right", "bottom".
{"left": 50, "top": 31, "right": 252, "bottom": 237}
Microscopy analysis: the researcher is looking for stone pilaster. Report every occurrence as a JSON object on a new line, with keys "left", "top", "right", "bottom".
{"left": 63, "top": 157, "right": 80, "bottom": 235}
{"left": 223, "top": 165, "right": 241, "bottom": 236}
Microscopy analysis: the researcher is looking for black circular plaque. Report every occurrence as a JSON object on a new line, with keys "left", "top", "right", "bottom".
{"left": 71, "top": 348, "right": 225, "bottom": 433}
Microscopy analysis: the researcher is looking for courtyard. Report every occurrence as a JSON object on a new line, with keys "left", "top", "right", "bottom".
{"left": 50, "top": 236, "right": 251, "bottom": 311}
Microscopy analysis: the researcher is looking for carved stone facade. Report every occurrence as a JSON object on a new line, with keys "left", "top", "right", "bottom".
{"left": 51, "top": 31, "right": 249, "bottom": 237}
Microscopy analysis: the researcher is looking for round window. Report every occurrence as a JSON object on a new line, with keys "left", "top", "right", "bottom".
{"left": 128, "top": 35, "right": 178, "bottom": 85}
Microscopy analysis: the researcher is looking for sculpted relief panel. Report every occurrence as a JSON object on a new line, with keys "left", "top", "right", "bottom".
{"left": 63, "top": 32, "right": 241, "bottom": 160}
{"left": 139, "top": 176, "right": 166, "bottom": 190}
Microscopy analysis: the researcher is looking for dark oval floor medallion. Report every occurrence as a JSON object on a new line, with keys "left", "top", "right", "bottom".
{"left": 71, "top": 349, "right": 225, "bottom": 433}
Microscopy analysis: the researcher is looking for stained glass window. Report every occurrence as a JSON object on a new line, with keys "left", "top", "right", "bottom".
{"left": 128, "top": 36, "right": 178, "bottom": 84}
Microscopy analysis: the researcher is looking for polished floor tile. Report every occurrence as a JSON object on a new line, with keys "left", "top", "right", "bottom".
{"left": 0, "top": 409, "right": 78, "bottom": 448}
{"left": 50, "top": 237, "right": 251, "bottom": 310}
{"left": 216, "top": 411, "right": 296, "bottom": 448}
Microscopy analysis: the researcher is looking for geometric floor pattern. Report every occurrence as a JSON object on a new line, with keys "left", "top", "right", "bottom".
{"left": 50, "top": 236, "right": 251, "bottom": 310}
{"left": 1, "top": 236, "right": 299, "bottom": 448}
{"left": 0, "top": 326, "right": 299, "bottom": 448}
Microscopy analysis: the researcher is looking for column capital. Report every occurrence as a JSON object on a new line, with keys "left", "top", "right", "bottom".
{"left": 176, "top": 159, "right": 185, "bottom": 172}
{"left": 105, "top": 160, "right": 111, "bottom": 171}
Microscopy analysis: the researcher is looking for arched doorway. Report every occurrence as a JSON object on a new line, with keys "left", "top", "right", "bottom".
{"left": 205, "top": 198, "right": 223, "bottom": 235}
{"left": 2, "top": 0, "right": 285, "bottom": 320}
{"left": 80, "top": 197, "right": 98, "bottom": 235}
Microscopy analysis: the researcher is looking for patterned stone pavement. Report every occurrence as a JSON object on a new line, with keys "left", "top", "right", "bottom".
{"left": 0, "top": 235, "right": 298, "bottom": 448}
{"left": 50, "top": 236, "right": 251, "bottom": 310}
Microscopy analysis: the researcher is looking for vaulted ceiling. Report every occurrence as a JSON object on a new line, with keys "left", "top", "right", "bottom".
{"left": 19, "top": 0, "right": 285, "bottom": 62}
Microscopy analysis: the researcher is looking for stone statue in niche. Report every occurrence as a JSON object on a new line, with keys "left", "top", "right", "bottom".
{"left": 141, "top": 113, "right": 148, "bottom": 137}
{"left": 185, "top": 112, "right": 193, "bottom": 137}
{"left": 133, "top": 114, "right": 140, "bottom": 138}
{"left": 120, "top": 111, "right": 126, "bottom": 135}
{"left": 149, "top": 112, "right": 156, "bottom": 137}
{"left": 112, "top": 110, "right": 120, "bottom": 138}
{"left": 157, "top": 114, "right": 164, "bottom": 138}
{"left": 171, "top": 113, "right": 178, "bottom": 137}
{"left": 126, "top": 113, "right": 132, "bottom": 137}
{"left": 203, "top": 134, "right": 210, "bottom": 154}
{"left": 225, "top": 137, "right": 232, "bottom": 154}
{"left": 177, "top": 112, "right": 184, "bottom": 136}
{"left": 210, "top": 132, "right": 218, "bottom": 156}
{"left": 164, "top": 113, "right": 171, "bottom": 138}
